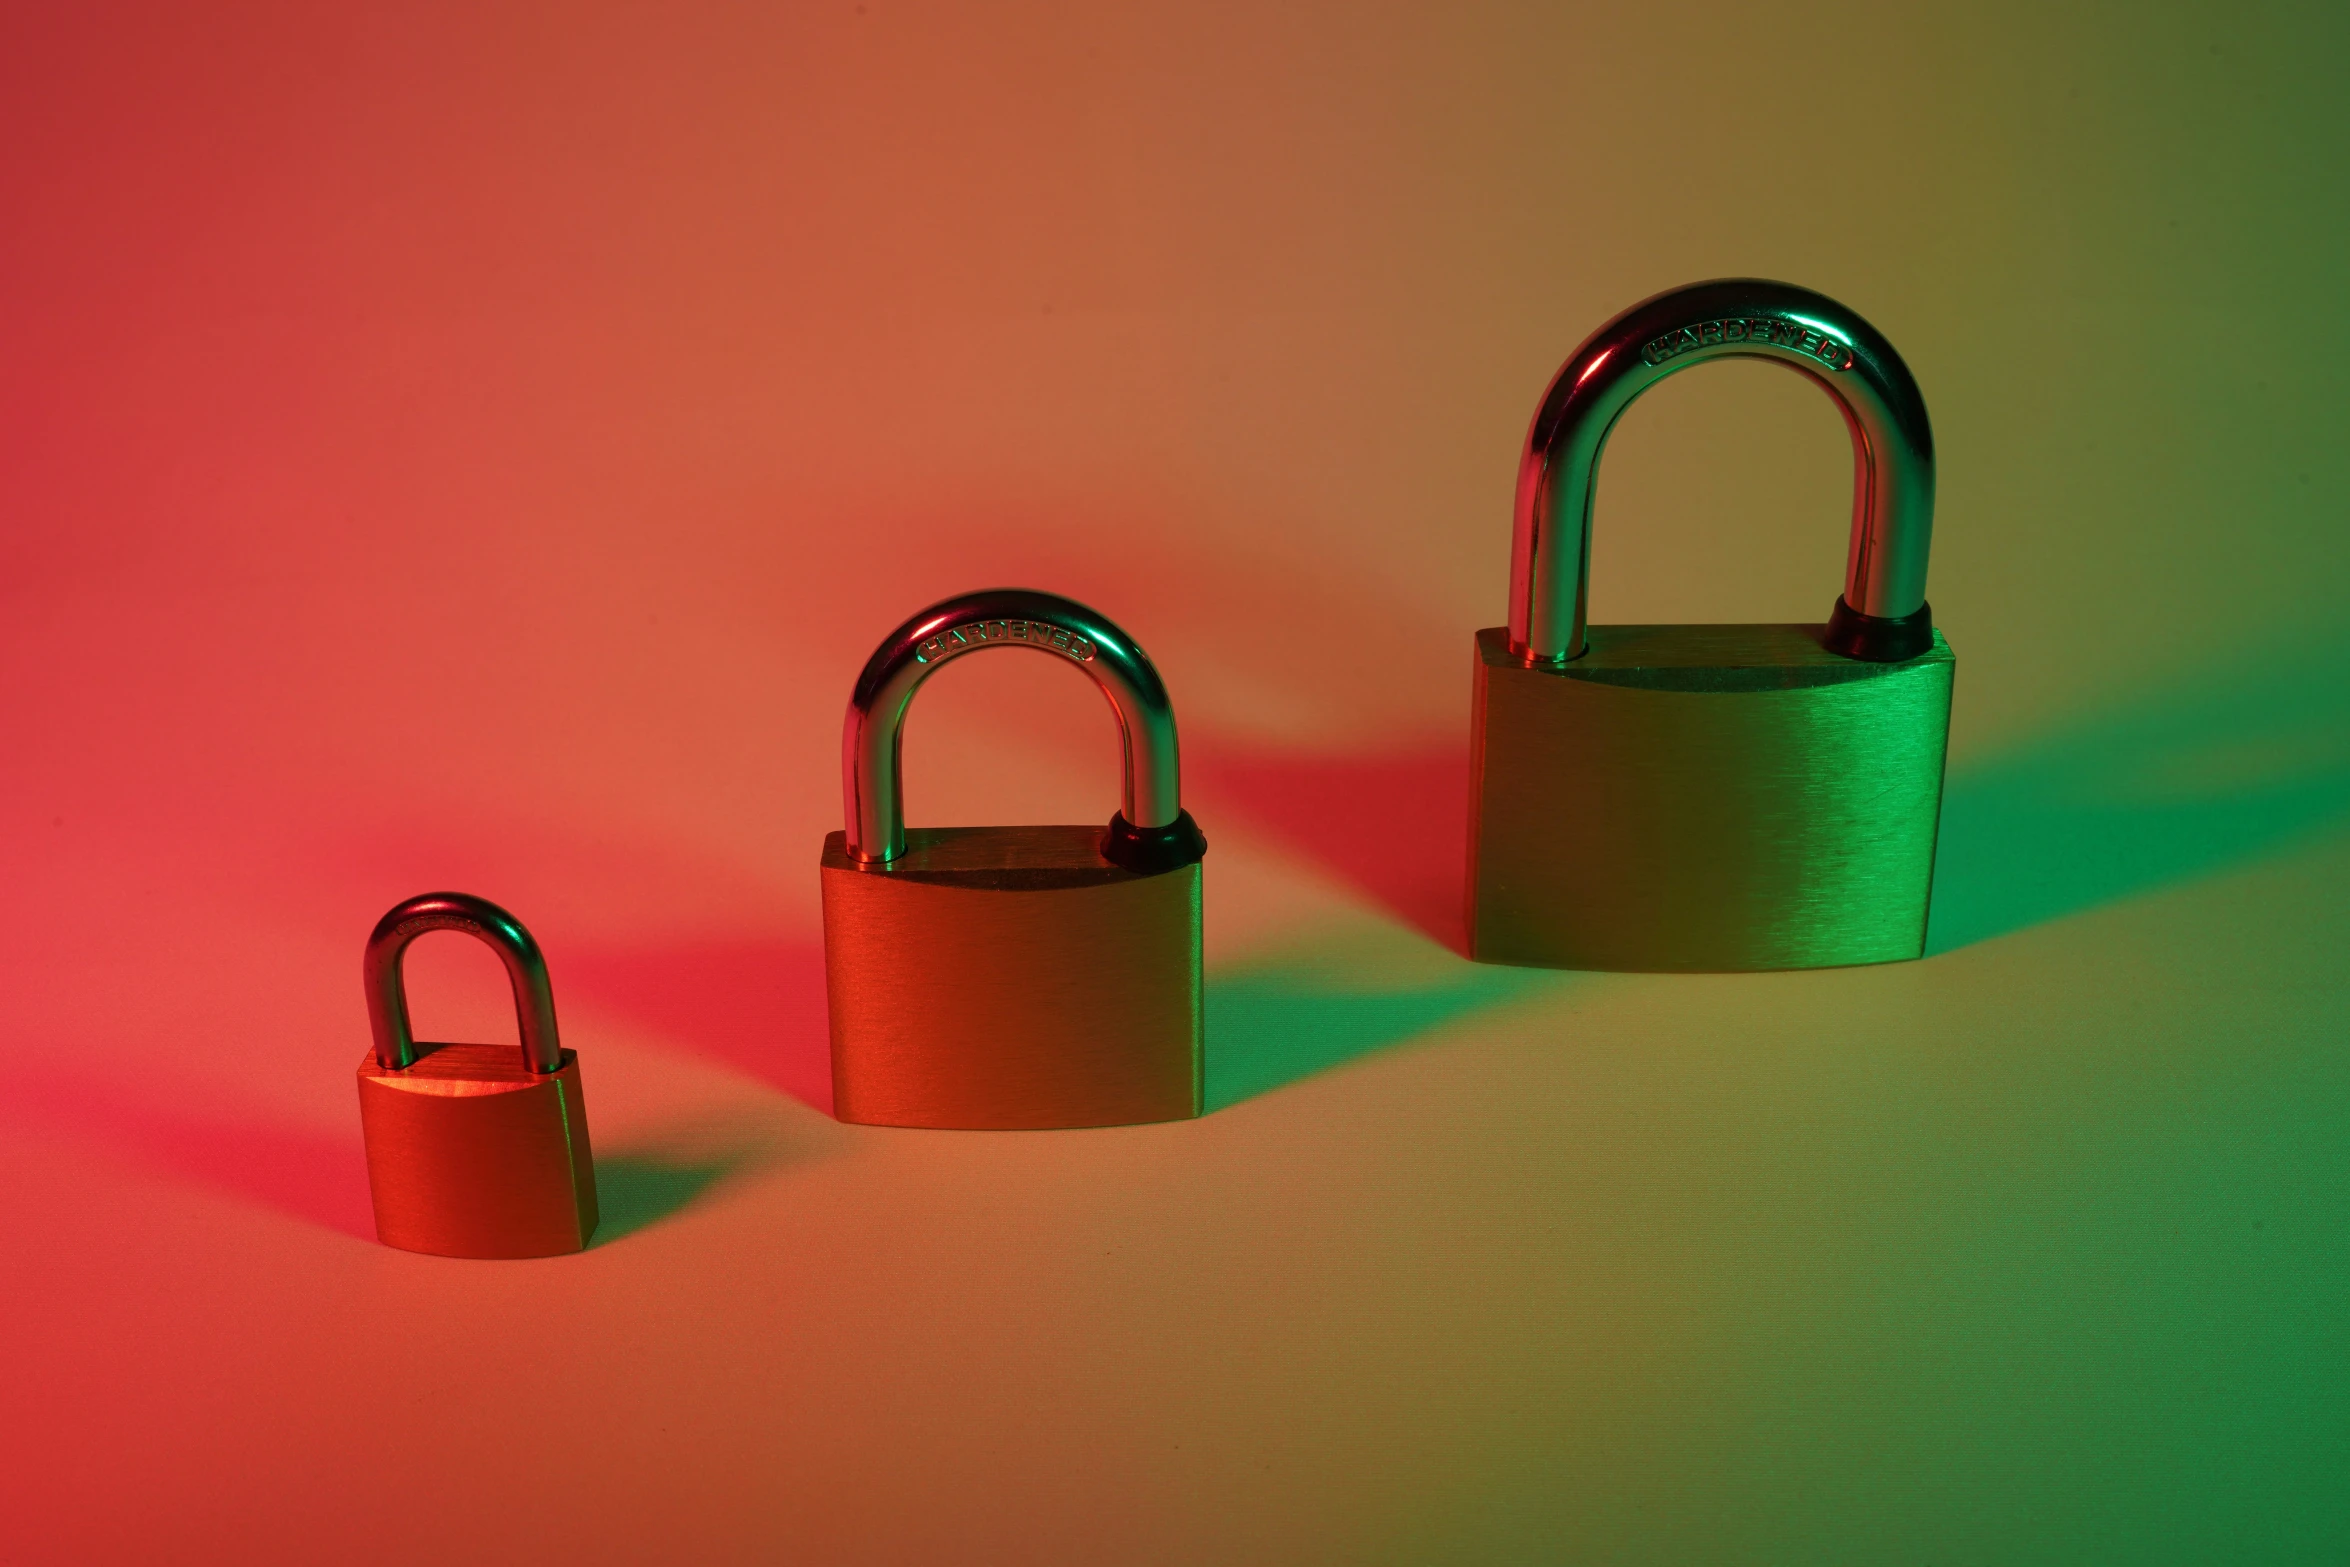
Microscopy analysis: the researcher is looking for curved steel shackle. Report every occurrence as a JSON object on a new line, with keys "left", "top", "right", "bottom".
{"left": 843, "top": 588, "right": 1184, "bottom": 865}
{"left": 1510, "top": 278, "right": 1936, "bottom": 665}
{"left": 364, "top": 892, "right": 563, "bottom": 1073}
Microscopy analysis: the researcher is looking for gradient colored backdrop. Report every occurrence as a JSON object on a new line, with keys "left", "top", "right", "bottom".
{"left": 4, "top": 3, "right": 2346, "bottom": 1561}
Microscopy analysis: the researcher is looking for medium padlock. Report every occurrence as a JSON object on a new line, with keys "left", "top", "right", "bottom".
{"left": 1466, "top": 279, "right": 1955, "bottom": 971}
{"left": 821, "top": 588, "right": 1207, "bottom": 1129}
{"left": 355, "top": 892, "right": 599, "bottom": 1256}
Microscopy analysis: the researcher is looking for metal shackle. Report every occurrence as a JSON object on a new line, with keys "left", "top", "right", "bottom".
{"left": 1510, "top": 278, "right": 1937, "bottom": 665}
{"left": 364, "top": 892, "right": 563, "bottom": 1073}
{"left": 842, "top": 588, "right": 1195, "bottom": 867}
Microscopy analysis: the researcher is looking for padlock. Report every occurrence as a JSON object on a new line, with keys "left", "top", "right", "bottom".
{"left": 821, "top": 588, "right": 1207, "bottom": 1129}
{"left": 1466, "top": 278, "right": 1955, "bottom": 971}
{"left": 354, "top": 892, "right": 599, "bottom": 1256}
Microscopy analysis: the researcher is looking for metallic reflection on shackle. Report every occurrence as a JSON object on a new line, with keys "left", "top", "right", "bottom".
{"left": 841, "top": 587, "right": 1184, "bottom": 864}
{"left": 1510, "top": 278, "right": 1936, "bottom": 666}
{"left": 363, "top": 891, "right": 563, "bottom": 1074}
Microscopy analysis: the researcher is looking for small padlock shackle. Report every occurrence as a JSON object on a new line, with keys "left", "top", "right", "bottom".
{"left": 842, "top": 587, "right": 1202, "bottom": 871}
{"left": 1510, "top": 278, "right": 1937, "bottom": 665}
{"left": 364, "top": 892, "right": 563, "bottom": 1073}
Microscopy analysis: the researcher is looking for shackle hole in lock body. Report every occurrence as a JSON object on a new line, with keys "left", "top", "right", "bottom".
{"left": 1510, "top": 278, "right": 1938, "bottom": 666}
{"left": 364, "top": 892, "right": 564, "bottom": 1073}
{"left": 840, "top": 587, "right": 1206, "bottom": 874}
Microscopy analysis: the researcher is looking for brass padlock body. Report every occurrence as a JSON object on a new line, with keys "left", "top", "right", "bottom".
{"left": 1467, "top": 624, "right": 1953, "bottom": 971}
{"left": 356, "top": 1043, "right": 598, "bottom": 1258}
{"left": 354, "top": 891, "right": 597, "bottom": 1258}
{"left": 823, "top": 825, "right": 1202, "bottom": 1129}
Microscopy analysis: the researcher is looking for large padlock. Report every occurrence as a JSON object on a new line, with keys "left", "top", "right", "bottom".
{"left": 355, "top": 892, "right": 599, "bottom": 1256}
{"left": 821, "top": 588, "right": 1207, "bottom": 1129}
{"left": 1466, "top": 279, "right": 1955, "bottom": 971}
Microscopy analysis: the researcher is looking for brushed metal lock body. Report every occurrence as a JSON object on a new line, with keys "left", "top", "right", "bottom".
{"left": 821, "top": 589, "right": 1206, "bottom": 1129}
{"left": 355, "top": 893, "right": 598, "bottom": 1257}
{"left": 1467, "top": 279, "right": 1955, "bottom": 972}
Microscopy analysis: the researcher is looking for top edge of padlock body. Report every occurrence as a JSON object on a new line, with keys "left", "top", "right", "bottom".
{"left": 1508, "top": 278, "right": 1936, "bottom": 666}
{"left": 363, "top": 892, "right": 563, "bottom": 1073}
{"left": 841, "top": 588, "right": 1186, "bottom": 865}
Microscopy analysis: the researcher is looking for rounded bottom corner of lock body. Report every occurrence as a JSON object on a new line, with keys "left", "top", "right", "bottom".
{"left": 1463, "top": 916, "right": 1930, "bottom": 974}
{"left": 366, "top": 1220, "right": 599, "bottom": 1261}
{"left": 825, "top": 1029, "right": 1205, "bottom": 1132}
{"left": 821, "top": 1039, "right": 1205, "bottom": 1134}
{"left": 828, "top": 1100, "right": 1204, "bottom": 1132}
{"left": 1464, "top": 951, "right": 1931, "bottom": 976}
{"left": 361, "top": 1175, "right": 600, "bottom": 1260}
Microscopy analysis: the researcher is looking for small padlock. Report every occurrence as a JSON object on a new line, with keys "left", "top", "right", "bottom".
{"left": 821, "top": 588, "right": 1207, "bottom": 1129}
{"left": 355, "top": 892, "right": 599, "bottom": 1256}
{"left": 1467, "top": 279, "right": 1955, "bottom": 971}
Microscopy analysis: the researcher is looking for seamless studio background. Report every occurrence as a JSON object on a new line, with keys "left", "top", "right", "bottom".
{"left": 2, "top": 2, "right": 2347, "bottom": 1562}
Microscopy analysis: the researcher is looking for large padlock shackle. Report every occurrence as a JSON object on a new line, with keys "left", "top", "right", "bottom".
{"left": 364, "top": 892, "right": 563, "bottom": 1073}
{"left": 843, "top": 588, "right": 1185, "bottom": 866}
{"left": 1510, "top": 278, "right": 1937, "bottom": 665}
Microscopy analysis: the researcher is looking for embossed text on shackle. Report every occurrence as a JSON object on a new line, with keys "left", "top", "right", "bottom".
{"left": 913, "top": 619, "right": 1098, "bottom": 665}
{"left": 1639, "top": 317, "right": 1856, "bottom": 371}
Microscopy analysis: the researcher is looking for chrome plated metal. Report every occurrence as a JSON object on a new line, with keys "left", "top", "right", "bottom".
{"left": 364, "top": 892, "right": 562, "bottom": 1072}
{"left": 842, "top": 588, "right": 1183, "bottom": 863}
{"left": 1510, "top": 278, "right": 1934, "bottom": 665}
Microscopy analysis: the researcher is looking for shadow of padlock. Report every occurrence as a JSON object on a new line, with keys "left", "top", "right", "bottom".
{"left": 1467, "top": 279, "right": 1956, "bottom": 971}
{"left": 821, "top": 589, "right": 1207, "bottom": 1129}
{"left": 355, "top": 892, "right": 599, "bottom": 1256}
